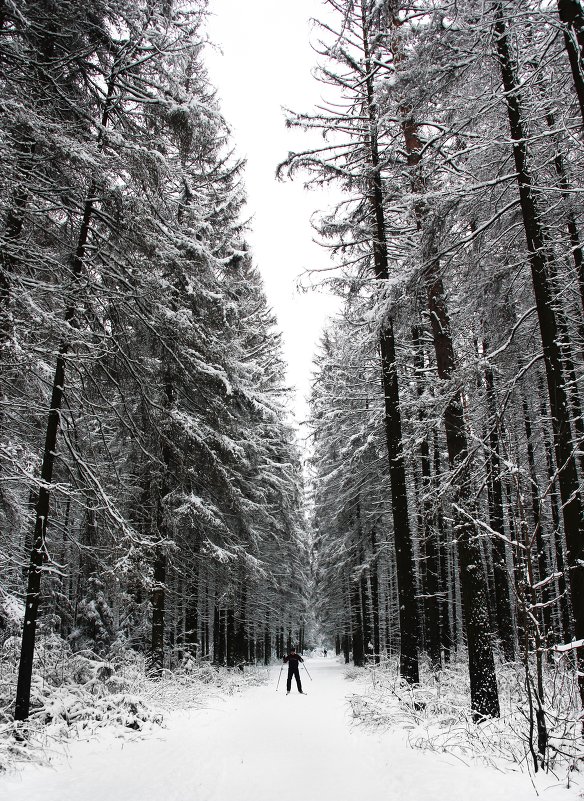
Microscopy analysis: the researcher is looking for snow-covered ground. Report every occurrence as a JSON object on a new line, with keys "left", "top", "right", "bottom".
{"left": 2, "top": 658, "right": 578, "bottom": 800}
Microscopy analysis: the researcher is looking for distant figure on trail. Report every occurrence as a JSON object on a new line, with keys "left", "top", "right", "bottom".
{"left": 323, "top": 648, "right": 327, "bottom": 657}
{"left": 283, "top": 647, "right": 305, "bottom": 694}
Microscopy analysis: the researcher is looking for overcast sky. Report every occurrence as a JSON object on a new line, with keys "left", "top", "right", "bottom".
{"left": 204, "top": 0, "right": 340, "bottom": 426}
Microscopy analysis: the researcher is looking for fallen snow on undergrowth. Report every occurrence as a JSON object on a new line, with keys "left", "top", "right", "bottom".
{"left": 0, "top": 634, "right": 268, "bottom": 773}
{"left": 346, "top": 654, "right": 583, "bottom": 787}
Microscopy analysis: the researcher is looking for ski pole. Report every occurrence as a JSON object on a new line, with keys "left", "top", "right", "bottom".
{"left": 302, "top": 661, "right": 312, "bottom": 681}
{"left": 276, "top": 663, "right": 284, "bottom": 691}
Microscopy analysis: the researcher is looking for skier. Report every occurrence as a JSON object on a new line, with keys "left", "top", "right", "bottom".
{"left": 323, "top": 648, "right": 327, "bottom": 657}
{"left": 283, "top": 647, "right": 305, "bottom": 694}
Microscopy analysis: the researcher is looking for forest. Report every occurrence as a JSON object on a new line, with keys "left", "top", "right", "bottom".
{"left": 1, "top": 0, "right": 584, "bottom": 794}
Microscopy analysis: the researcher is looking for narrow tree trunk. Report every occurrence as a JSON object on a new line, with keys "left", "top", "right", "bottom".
{"left": 544, "top": 107, "right": 584, "bottom": 325}
{"left": 264, "top": 624, "right": 271, "bottom": 665}
{"left": 540, "top": 387, "right": 573, "bottom": 643}
{"left": 413, "top": 326, "right": 441, "bottom": 669}
{"left": 351, "top": 575, "right": 364, "bottom": 667}
{"left": 226, "top": 608, "right": 236, "bottom": 667}
{"left": 370, "top": 527, "right": 381, "bottom": 664}
{"left": 150, "top": 541, "right": 166, "bottom": 673}
{"left": 433, "top": 431, "right": 452, "bottom": 663}
{"left": 522, "top": 395, "right": 553, "bottom": 649}
{"left": 0, "top": 141, "right": 36, "bottom": 348}
{"left": 483, "top": 344, "right": 514, "bottom": 659}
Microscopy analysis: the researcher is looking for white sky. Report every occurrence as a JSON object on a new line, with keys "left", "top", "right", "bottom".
{"left": 203, "top": 0, "right": 340, "bottom": 426}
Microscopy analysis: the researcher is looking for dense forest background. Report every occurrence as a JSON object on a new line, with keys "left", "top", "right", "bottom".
{"left": 1, "top": 0, "right": 584, "bottom": 779}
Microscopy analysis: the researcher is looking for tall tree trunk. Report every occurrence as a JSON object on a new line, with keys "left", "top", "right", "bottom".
{"left": 14, "top": 183, "right": 98, "bottom": 721}
{"left": 425, "top": 237, "right": 500, "bottom": 720}
{"left": 384, "top": 1, "right": 499, "bottom": 718}
{"left": 226, "top": 608, "right": 236, "bottom": 667}
{"left": 539, "top": 387, "right": 573, "bottom": 643}
{"left": 494, "top": 5, "right": 584, "bottom": 706}
{"left": 0, "top": 141, "right": 36, "bottom": 350}
{"left": 483, "top": 344, "right": 514, "bottom": 659}
{"left": 433, "top": 431, "right": 452, "bottom": 663}
{"left": 213, "top": 603, "right": 220, "bottom": 663}
{"left": 412, "top": 326, "right": 441, "bottom": 669}
{"left": 14, "top": 72, "right": 118, "bottom": 721}
{"left": 264, "top": 625, "right": 271, "bottom": 666}
{"left": 522, "top": 395, "right": 553, "bottom": 650}
{"left": 360, "top": 0, "right": 419, "bottom": 683}
{"left": 150, "top": 540, "right": 166, "bottom": 673}
{"left": 351, "top": 570, "right": 364, "bottom": 667}
{"left": 544, "top": 107, "right": 584, "bottom": 326}
{"left": 370, "top": 527, "right": 381, "bottom": 664}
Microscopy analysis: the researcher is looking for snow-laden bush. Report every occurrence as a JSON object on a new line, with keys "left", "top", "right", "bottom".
{"left": 346, "top": 653, "right": 582, "bottom": 783}
{"left": 0, "top": 634, "right": 269, "bottom": 772}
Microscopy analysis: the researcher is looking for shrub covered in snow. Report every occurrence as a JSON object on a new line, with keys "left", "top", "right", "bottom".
{"left": 346, "top": 654, "right": 582, "bottom": 785}
{"left": 0, "top": 634, "right": 268, "bottom": 773}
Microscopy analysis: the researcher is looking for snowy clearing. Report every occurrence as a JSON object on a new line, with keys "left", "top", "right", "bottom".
{"left": 2, "top": 658, "right": 579, "bottom": 801}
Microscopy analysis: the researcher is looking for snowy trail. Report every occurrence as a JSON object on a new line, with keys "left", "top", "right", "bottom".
{"left": 3, "top": 658, "right": 575, "bottom": 801}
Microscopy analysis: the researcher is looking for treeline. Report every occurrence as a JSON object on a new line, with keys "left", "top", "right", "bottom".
{"left": 284, "top": 0, "right": 584, "bottom": 728}
{"left": 0, "top": 0, "right": 307, "bottom": 721}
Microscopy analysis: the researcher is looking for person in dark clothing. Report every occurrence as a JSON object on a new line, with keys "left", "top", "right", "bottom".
{"left": 283, "top": 647, "right": 304, "bottom": 694}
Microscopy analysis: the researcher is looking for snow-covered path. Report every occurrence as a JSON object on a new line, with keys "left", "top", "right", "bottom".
{"left": 3, "top": 659, "right": 575, "bottom": 801}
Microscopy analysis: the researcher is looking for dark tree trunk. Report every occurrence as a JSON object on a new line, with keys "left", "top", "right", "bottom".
{"left": 522, "top": 395, "right": 552, "bottom": 641}
{"left": 383, "top": 3, "right": 499, "bottom": 716}
{"left": 226, "top": 608, "right": 236, "bottom": 667}
{"left": 433, "top": 432, "right": 452, "bottom": 663}
{"left": 14, "top": 73, "right": 118, "bottom": 721}
{"left": 264, "top": 626, "right": 271, "bottom": 665}
{"left": 150, "top": 542, "right": 166, "bottom": 673}
{"left": 424, "top": 244, "right": 500, "bottom": 719}
{"left": 213, "top": 604, "right": 220, "bottom": 663}
{"left": 544, "top": 107, "right": 584, "bottom": 327}
{"left": 540, "top": 388, "right": 573, "bottom": 643}
{"left": 360, "top": 0, "right": 419, "bottom": 684}
{"left": 0, "top": 140, "right": 36, "bottom": 348}
{"left": 234, "top": 579, "right": 248, "bottom": 664}
{"left": 495, "top": 5, "right": 584, "bottom": 705}
{"left": 14, "top": 182, "right": 99, "bottom": 720}
{"left": 217, "top": 607, "right": 226, "bottom": 665}
{"left": 370, "top": 528, "right": 381, "bottom": 664}
{"left": 483, "top": 345, "right": 514, "bottom": 659}
{"left": 184, "top": 580, "right": 198, "bottom": 655}
{"left": 412, "top": 326, "right": 441, "bottom": 669}
{"left": 379, "top": 322, "right": 420, "bottom": 683}
{"left": 351, "top": 577, "right": 364, "bottom": 667}
{"left": 342, "top": 632, "right": 350, "bottom": 664}
{"left": 558, "top": 0, "right": 584, "bottom": 125}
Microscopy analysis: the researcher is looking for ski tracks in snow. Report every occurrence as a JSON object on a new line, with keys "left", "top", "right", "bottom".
{"left": 2, "top": 659, "right": 577, "bottom": 801}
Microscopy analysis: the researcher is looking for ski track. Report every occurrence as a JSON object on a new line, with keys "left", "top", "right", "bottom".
{"left": 3, "top": 659, "right": 577, "bottom": 801}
